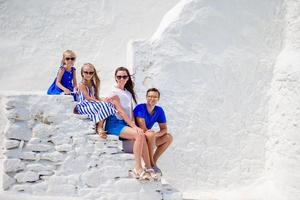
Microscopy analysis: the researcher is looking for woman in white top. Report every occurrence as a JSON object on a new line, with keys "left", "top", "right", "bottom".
{"left": 105, "top": 67, "right": 155, "bottom": 180}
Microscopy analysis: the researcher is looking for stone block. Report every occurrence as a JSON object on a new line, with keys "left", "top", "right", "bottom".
{"left": 4, "top": 139, "right": 20, "bottom": 149}
{"left": 27, "top": 137, "right": 42, "bottom": 145}
{"left": 3, "top": 173, "right": 16, "bottom": 190}
{"left": 55, "top": 144, "right": 73, "bottom": 152}
{"left": 26, "top": 163, "right": 55, "bottom": 172}
{"left": 38, "top": 170, "right": 54, "bottom": 176}
{"left": 15, "top": 171, "right": 40, "bottom": 183}
{"left": 20, "top": 152, "right": 39, "bottom": 160}
{"left": 40, "top": 151, "right": 64, "bottom": 162}
{"left": 32, "top": 123, "right": 56, "bottom": 139}
{"left": 3, "top": 148, "right": 22, "bottom": 158}
{"left": 4, "top": 121, "right": 32, "bottom": 141}
{"left": 6, "top": 107, "right": 30, "bottom": 121}
{"left": 26, "top": 143, "right": 54, "bottom": 152}
{"left": 3, "top": 158, "right": 25, "bottom": 173}
{"left": 50, "top": 134, "right": 71, "bottom": 145}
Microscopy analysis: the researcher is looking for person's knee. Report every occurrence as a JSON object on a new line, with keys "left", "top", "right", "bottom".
{"left": 166, "top": 133, "right": 173, "bottom": 144}
{"left": 146, "top": 131, "right": 155, "bottom": 140}
{"left": 136, "top": 133, "right": 145, "bottom": 141}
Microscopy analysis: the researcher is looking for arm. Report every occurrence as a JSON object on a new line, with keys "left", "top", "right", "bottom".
{"left": 79, "top": 83, "right": 98, "bottom": 102}
{"left": 111, "top": 96, "right": 139, "bottom": 129}
{"left": 156, "top": 123, "right": 168, "bottom": 137}
{"left": 135, "top": 117, "right": 148, "bottom": 132}
{"left": 56, "top": 68, "right": 71, "bottom": 94}
{"left": 73, "top": 69, "right": 78, "bottom": 91}
{"left": 95, "top": 87, "right": 100, "bottom": 101}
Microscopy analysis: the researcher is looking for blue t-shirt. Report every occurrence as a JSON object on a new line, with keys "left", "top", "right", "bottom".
{"left": 133, "top": 103, "right": 166, "bottom": 129}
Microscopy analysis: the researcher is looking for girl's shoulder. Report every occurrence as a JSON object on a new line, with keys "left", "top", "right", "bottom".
{"left": 79, "top": 82, "right": 87, "bottom": 88}
{"left": 59, "top": 66, "right": 65, "bottom": 71}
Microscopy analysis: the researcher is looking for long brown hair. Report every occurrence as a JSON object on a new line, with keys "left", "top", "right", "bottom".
{"left": 81, "top": 63, "right": 101, "bottom": 99}
{"left": 115, "top": 67, "right": 137, "bottom": 104}
{"left": 60, "top": 50, "right": 76, "bottom": 66}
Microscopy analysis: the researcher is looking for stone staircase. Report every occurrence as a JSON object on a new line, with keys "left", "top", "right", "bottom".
{"left": 0, "top": 94, "right": 182, "bottom": 200}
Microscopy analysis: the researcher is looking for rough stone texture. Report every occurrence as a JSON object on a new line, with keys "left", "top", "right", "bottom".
{"left": 0, "top": 95, "right": 182, "bottom": 199}
{"left": 3, "top": 173, "right": 16, "bottom": 190}
{"left": 4, "top": 121, "right": 32, "bottom": 141}
{"left": 3, "top": 158, "right": 25, "bottom": 173}
{"left": 14, "top": 171, "right": 40, "bottom": 183}
{"left": 4, "top": 140, "right": 20, "bottom": 149}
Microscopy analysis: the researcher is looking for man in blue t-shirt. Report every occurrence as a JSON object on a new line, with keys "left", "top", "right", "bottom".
{"left": 134, "top": 88, "right": 173, "bottom": 174}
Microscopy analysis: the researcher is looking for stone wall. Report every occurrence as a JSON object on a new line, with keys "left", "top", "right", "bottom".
{"left": 0, "top": 95, "right": 181, "bottom": 200}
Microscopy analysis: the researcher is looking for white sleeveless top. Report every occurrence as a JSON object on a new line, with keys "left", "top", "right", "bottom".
{"left": 110, "top": 87, "right": 133, "bottom": 120}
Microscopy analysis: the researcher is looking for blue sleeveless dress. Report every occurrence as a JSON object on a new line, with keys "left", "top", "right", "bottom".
{"left": 47, "top": 66, "right": 75, "bottom": 95}
{"left": 76, "top": 85, "right": 117, "bottom": 123}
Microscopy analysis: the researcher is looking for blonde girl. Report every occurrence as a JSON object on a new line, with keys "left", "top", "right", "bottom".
{"left": 47, "top": 50, "right": 78, "bottom": 95}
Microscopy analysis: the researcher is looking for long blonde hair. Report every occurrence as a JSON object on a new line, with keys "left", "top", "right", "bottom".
{"left": 81, "top": 63, "right": 101, "bottom": 99}
{"left": 60, "top": 50, "right": 76, "bottom": 66}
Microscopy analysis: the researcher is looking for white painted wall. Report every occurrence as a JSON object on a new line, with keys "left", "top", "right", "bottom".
{"left": 131, "top": 0, "right": 285, "bottom": 194}
{"left": 0, "top": 0, "right": 178, "bottom": 95}
{"left": 266, "top": 1, "right": 300, "bottom": 199}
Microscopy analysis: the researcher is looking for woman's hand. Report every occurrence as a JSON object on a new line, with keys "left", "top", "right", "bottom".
{"left": 64, "top": 89, "right": 71, "bottom": 95}
{"left": 133, "top": 126, "right": 144, "bottom": 135}
{"left": 104, "top": 97, "right": 114, "bottom": 103}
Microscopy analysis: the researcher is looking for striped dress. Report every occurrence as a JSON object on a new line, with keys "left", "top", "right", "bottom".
{"left": 76, "top": 85, "right": 117, "bottom": 123}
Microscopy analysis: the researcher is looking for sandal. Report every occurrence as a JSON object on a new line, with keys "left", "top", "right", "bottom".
{"left": 145, "top": 168, "right": 158, "bottom": 180}
{"left": 130, "top": 168, "right": 152, "bottom": 181}
{"left": 97, "top": 127, "right": 107, "bottom": 139}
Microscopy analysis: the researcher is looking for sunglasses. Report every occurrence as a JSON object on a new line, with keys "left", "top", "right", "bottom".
{"left": 147, "top": 95, "right": 159, "bottom": 99}
{"left": 116, "top": 75, "right": 129, "bottom": 80}
{"left": 65, "top": 57, "right": 76, "bottom": 61}
{"left": 83, "top": 71, "right": 94, "bottom": 75}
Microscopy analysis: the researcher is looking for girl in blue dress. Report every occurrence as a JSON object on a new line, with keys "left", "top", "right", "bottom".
{"left": 47, "top": 50, "right": 78, "bottom": 95}
{"left": 76, "top": 63, "right": 133, "bottom": 139}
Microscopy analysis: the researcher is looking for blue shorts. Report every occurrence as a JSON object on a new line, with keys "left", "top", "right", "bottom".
{"left": 105, "top": 115, "right": 127, "bottom": 136}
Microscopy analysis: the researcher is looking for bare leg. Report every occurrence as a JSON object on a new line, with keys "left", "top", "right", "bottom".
{"left": 145, "top": 132, "right": 156, "bottom": 167}
{"left": 120, "top": 127, "right": 145, "bottom": 173}
{"left": 153, "top": 134, "right": 173, "bottom": 166}
{"left": 96, "top": 120, "right": 104, "bottom": 129}
{"left": 142, "top": 138, "right": 152, "bottom": 169}
{"left": 96, "top": 120, "right": 107, "bottom": 139}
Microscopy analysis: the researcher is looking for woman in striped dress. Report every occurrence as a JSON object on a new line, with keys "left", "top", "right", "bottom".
{"left": 76, "top": 63, "right": 117, "bottom": 139}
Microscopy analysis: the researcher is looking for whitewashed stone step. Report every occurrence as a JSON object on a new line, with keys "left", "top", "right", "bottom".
{"left": 14, "top": 171, "right": 39, "bottom": 183}
{"left": 4, "top": 139, "right": 20, "bottom": 149}
{"left": 3, "top": 158, "right": 25, "bottom": 173}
